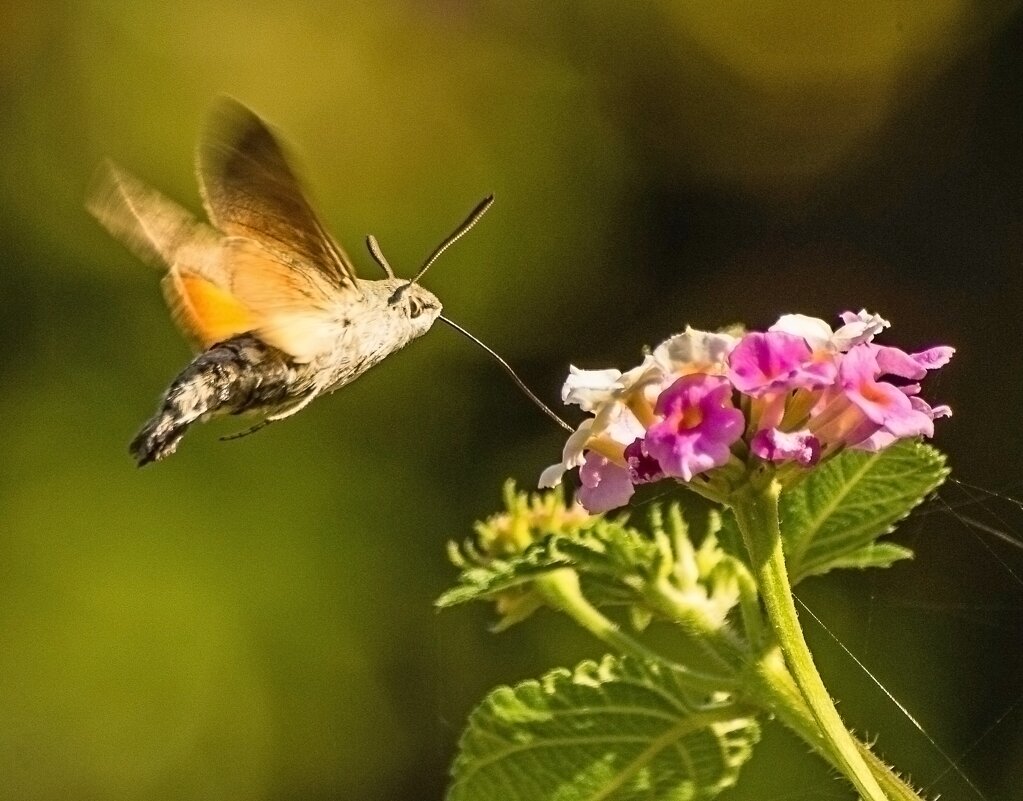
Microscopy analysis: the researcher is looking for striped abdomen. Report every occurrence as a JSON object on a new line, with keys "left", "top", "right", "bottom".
{"left": 130, "top": 335, "right": 311, "bottom": 465}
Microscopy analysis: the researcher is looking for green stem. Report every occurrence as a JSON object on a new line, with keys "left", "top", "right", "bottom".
{"left": 731, "top": 479, "right": 891, "bottom": 801}
{"left": 641, "top": 563, "right": 918, "bottom": 796}
{"left": 533, "top": 568, "right": 738, "bottom": 695}
{"left": 732, "top": 564, "right": 766, "bottom": 647}
{"left": 746, "top": 648, "right": 926, "bottom": 801}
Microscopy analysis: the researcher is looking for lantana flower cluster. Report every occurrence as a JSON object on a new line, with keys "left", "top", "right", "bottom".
{"left": 540, "top": 311, "right": 953, "bottom": 513}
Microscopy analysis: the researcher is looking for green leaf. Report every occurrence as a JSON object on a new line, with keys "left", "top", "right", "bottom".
{"left": 821, "top": 541, "right": 914, "bottom": 572}
{"left": 779, "top": 440, "right": 948, "bottom": 582}
{"left": 448, "top": 655, "right": 760, "bottom": 801}
{"left": 439, "top": 518, "right": 661, "bottom": 607}
{"left": 437, "top": 534, "right": 576, "bottom": 610}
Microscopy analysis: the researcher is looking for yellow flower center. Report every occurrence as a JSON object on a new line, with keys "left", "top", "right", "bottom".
{"left": 858, "top": 381, "right": 888, "bottom": 405}
{"left": 679, "top": 405, "right": 704, "bottom": 430}
{"left": 587, "top": 435, "right": 628, "bottom": 466}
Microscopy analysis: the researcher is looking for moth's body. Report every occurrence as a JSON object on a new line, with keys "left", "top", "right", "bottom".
{"left": 131, "top": 276, "right": 440, "bottom": 463}
{"left": 129, "top": 335, "right": 304, "bottom": 462}
{"left": 305, "top": 276, "right": 443, "bottom": 395}
{"left": 87, "top": 98, "right": 464, "bottom": 464}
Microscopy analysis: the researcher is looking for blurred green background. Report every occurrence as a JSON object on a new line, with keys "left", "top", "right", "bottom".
{"left": 2, "top": 1, "right": 1022, "bottom": 799}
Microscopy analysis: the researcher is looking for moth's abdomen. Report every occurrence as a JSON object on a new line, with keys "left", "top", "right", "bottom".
{"left": 130, "top": 335, "right": 306, "bottom": 465}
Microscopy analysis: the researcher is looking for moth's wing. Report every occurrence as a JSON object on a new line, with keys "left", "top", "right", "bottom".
{"left": 87, "top": 161, "right": 255, "bottom": 349}
{"left": 196, "top": 97, "right": 361, "bottom": 296}
{"left": 217, "top": 237, "right": 348, "bottom": 363}
{"left": 87, "top": 160, "right": 221, "bottom": 275}
{"left": 160, "top": 270, "right": 256, "bottom": 351}
{"left": 89, "top": 101, "right": 357, "bottom": 361}
{"left": 158, "top": 235, "right": 343, "bottom": 361}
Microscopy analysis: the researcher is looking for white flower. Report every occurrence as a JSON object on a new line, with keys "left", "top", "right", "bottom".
{"left": 771, "top": 311, "right": 890, "bottom": 353}
{"left": 538, "top": 420, "right": 593, "bottom": 488}
{"left": 770, "top": 314, "right": 834, "bottom": 350}
{"left": 561, "top": 367, "right": 622, "bottom": 411}
{"left": 539, "top": 327, "right": 740, "bottom": 491}
{"left": 834, "top": 310, "right": 890, "bottom": 350}
{"left": 652, "top": 326, "right": 737, "bottom": 375}
{"left": 538, "top": 403, "right": 646, "bottom": 489}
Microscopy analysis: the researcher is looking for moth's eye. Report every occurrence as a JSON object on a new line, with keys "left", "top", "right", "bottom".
{"left": 408, "top": 297, "right": 424, "bottom": 318}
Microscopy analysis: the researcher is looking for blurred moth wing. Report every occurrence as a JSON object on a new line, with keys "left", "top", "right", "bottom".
{"left": 88, "top": 98, "right": 360, "bottom": 362}
{"left": 195, "top": 98, "right": 359, "bottom": 293}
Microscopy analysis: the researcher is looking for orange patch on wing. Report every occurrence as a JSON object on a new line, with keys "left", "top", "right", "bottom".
{"left": 163, "top": 270, "right": 255, "bottom": 349}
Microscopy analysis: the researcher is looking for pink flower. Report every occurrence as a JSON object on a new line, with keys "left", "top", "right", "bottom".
{"left": 645, "top": 374, "right": 744, "bottom": 481}
{"left": 537, "top": 312, "right": 953, "bottom": 511}
{"left": 577, "top": 452, "right": 635, "bottom": 513}
{"left": 751, "top": 428, "right": 821, "bottom": 466}
{"left": 842, "top": 345, "right": 937, "bottom": 438}
{"left": 810, "top": 343, "right": 953, "bottom": 450}
{"left": 853, "top": 394, "right": 952, "bottom": 452}
{"left": 624, "top": 438, "right": 663, "bottom": 483}
{"left": 871, "top": 344, "right": 954, "bottom": 381}
{"left": 728, "top": 331, "right": 836, "bottom": 397}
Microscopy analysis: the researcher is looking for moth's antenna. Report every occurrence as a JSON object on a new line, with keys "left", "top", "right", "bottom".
{"left": 411, "top": 195, "right": 495, "bottom": 285}
{"left": 366, "top": 235, "right": 396, "bottom": 278}
{"left": 439, "top": 315, "right": 574, "bottom": 433}
{"left": 383, "top": 195, "right": 570, "bottom": 432}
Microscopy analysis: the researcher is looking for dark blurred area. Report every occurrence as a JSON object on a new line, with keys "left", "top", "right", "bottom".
{"left": 1, "top": 2, "right": 1022, "bottom": 799}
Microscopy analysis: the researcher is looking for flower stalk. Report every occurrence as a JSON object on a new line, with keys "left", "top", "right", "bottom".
{"left": 731, "top": 477, "right": 891, "bottom": 801}
{"left": 746, "top": 647, "right": 926, "bottom": 801}
{"left": 534, "top": 554, "right": 926, "bottom": 801}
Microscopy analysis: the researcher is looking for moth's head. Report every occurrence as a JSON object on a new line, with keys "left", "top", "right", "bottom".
{"left": 366, "top": 195, "right": 492, "bottom": 340}
{"left": 387, "top": 280, "right": 442, "bottom": 337}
